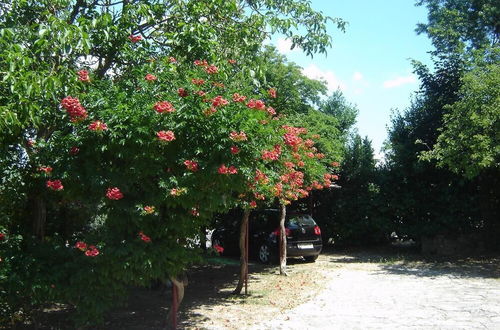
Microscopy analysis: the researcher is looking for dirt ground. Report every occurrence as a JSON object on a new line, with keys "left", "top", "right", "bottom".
{"left": 14, "top": 247, "right": 500, "bottom": 329}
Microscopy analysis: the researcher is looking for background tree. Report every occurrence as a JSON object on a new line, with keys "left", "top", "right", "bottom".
{"left": 381, "top": 0, "right": 499, "bottom": 247}
{"left": 313, "top": 135, "right": 388, "bottom": 246}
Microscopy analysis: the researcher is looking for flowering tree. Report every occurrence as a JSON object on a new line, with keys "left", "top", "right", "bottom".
{"left": 0, "top": 0, "right": 346, "bottom": 325}
{"left": 255, "top": 126, "right": 336, "bottom": 275}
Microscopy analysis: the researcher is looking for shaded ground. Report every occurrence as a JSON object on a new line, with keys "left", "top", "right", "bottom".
{"left": 13, "top": 247, "right": 500, "bottom": 329}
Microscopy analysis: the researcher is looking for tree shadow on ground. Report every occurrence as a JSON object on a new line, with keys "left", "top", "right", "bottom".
{"left": 178, "top": 256, "right": 310, "bottom": 329}
{"left": 17, "top": 256, "right": 287, "bottom": 330}
{"left": 103, "top": 256, "right": 287, "bottom": 329}
{"left": 322, "top": 246, "right": 500, "bottom": 280}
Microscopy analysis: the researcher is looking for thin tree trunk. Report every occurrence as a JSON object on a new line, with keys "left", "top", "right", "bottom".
{"left": 32, "top": 196, "right": 47, "bottom": 241}
{"left": 166, "top": 275, "right": 187, "bottom": 329}
{"left": 233, "top": 209, "right": 251, "bottom": 294}
{"left": 199, "top": 226, "right": 207, "bottom": 251}
{"left": 279, "top": 204, "right": 288, "bottom": 276}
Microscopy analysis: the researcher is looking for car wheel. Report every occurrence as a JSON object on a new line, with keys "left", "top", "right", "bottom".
{"left": 303, "top": 255, "right": 318, "bottom": 262}
{"left": 258, "top": 243, "right": 273, "bottom": 264}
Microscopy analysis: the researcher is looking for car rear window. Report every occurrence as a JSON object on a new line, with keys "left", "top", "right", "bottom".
{"left": 286, "top": 215, "right": 316, "bottom": 227}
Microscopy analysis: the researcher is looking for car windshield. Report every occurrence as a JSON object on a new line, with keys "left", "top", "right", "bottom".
{"left": 286, "top": 215, "right": 316, "bottom": 227}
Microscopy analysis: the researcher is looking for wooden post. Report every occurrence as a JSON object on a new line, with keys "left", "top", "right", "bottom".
{"left": 171, "top": 283, "right": 177, "bottom": 329}
{"left": 245, "top": 217, "right": 249, "bottom": 295}
{"left": 279, "top": 204, "right": 288, "bottom": 275}
{"left": 233, "top": 210, "right": 251, "bottom": 294}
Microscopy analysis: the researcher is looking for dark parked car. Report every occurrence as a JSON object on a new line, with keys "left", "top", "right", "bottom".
{"left": 211, "top": 209, "right": 322, "bottom": 263}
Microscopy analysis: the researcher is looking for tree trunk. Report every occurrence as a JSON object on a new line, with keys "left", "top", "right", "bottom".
{"left": 32, "top": 196, "right": 47, "bottom": 240}
{"left": 199, "top": 226, "right": 207, "bottom": 251}
{"left": 233, "top": 209, "right": 251, "bottom": 294}
{"left": 279, "top": 204, "right": 288, "bottom": 276}
{"left": 166, "top": 275, "right": 188, "bottom": 329}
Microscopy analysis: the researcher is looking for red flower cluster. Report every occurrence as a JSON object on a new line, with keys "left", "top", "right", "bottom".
{"left": 304, "top": 139, "right": 315, "bottom": 148}
{"left": 77, "top": 70, "right": 90, "bottom": 82}
{"left": 169, "top": 56, "right": 177, "bottom": 63}
{"left": 39, "top": 166, "right": 53, "bottom": 173}
{"left": 283, "top": 133, "right": 303, "bottom": 147}
{"left": 212, "top": 81, "right": 224, "bottom": 88}
{"left": 230, "top": 146, "right": 240, "bottom": 154}
{"left": 232, "top": 93, "right": 247, "bottom": 102}
{"left": 85, "top": 246, "right": 99, "bottom": 257}
{"left": 261, "top": 145, "right": 282, "bottom": 161}
{"left": 128, "top": 34, "right": 142, "bottom": 43}
{"left": 139, "top": 231, "right": 151, "bottom": 243}
{"left": 0, "top": 233, "right": 5, "bottom": 241}
{"left": 178, "top": 88, "right": 188, "bottom": 97}
{"left": 196, "top": 90, "right": 207, "bottom": 97}
{"left": 75, "top": 241, "right": 87, "bottom": 251}
{"left": 283, "top": 125, "right": 307, "bottom": 135}
{"left": 229, "top": 131, "right": 247, "bottom": 142}
{"left": 268, "top": 88, "right": 277, "bottom": 98}
{"left": 308, "top": 181, "right": 325, "bottom": 191}
{"left": 190, "top": 207, "right": 200, "bottom": 217}
{"left": 273, "top": 183, "right": 283, "bottom": 197}
{"left": 106, "top": 187, "right": 123, "bottom": 200}
{"left": 144, "top": 206, "right": 155, "bottom": 214}
{"left": 61, "top": 96, "right": 88, "bottom": 122}
{"left": 170, "top": 188, "right": 186, "bottom": 196}
{"left": 254, "top": 170, "right": 269, "bottom": 184}
{"left": 88, "top": 120, "right": 108, "bottom": 131}
{"left": 75, "top": 241, "right": 100, "bottom": 256}
{"left": 203, "top": 107, "right": 217, "bottom": 116}
{"left": 184, "top": 160, "right": 199, "bottom": 172}
{"left": 145, "top": 74, "right": 157, "bottom": 81}
{"left": 218, "top": 164, "right": 237, "bottom": 175}
{"left": 228, "top": 59, "right": 237, "bottom": 64}
{"left": 205, "top": 65, "right": 218, "bottom": 74}
{"left": 246, "top": 99, "right": 266, "bottom": 110}
{"left": 213, "top": 244, "right": 224, "bottom": 254}
{"left": 212, "top": 95, "right": 229, "bottom": 107}
{"left": 315, "top": 153, "right": 325, "bottom": 159}
{"left": 46, "top": 180, "right": 63, "bottom": 191}
{"left": 70, "top": 146, "right": 80, "bottom": 155}
{"left": 192, "top": 78, "right": 205, "bottom": 85}
{"left": 254, "top": 192, "right": 265, "bottom": 200}
{"left": 266, "top": 106, "right": 276, "bottom": 116}
{"left": 331, "top": 161, "right": 340, "bottom": 167}
{"left": 157, "top": 130, "right": 175, "bottom": 142}
{"left": 194, "top": 59, "right": 208, "bottom": 66}
{"left": 154, "top": 101, "right": 175, "bottom": 113}
{"left": 280, "top": 170, "right": 304, "bottom": 187}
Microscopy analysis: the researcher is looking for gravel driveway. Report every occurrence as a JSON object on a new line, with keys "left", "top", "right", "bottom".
{"left": 252, "top": 253, "right": 500, "bottom": 330}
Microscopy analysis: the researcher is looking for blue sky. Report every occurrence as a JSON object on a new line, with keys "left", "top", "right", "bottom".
{"left": 270, "top": 0, "right": 434, "bottom": 159}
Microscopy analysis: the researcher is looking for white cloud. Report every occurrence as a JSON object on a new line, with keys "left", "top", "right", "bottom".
{"left": 302, "top": 64, "right": 346, "bottom": 93}
{"left": 352, "top": 71, "right": 363, "bottom": 81}
{"left": 276, "top": 38, "right": 299, "bottom": 54}
{"left": 383, "top": 74, "right": 417, "bottom": 88}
